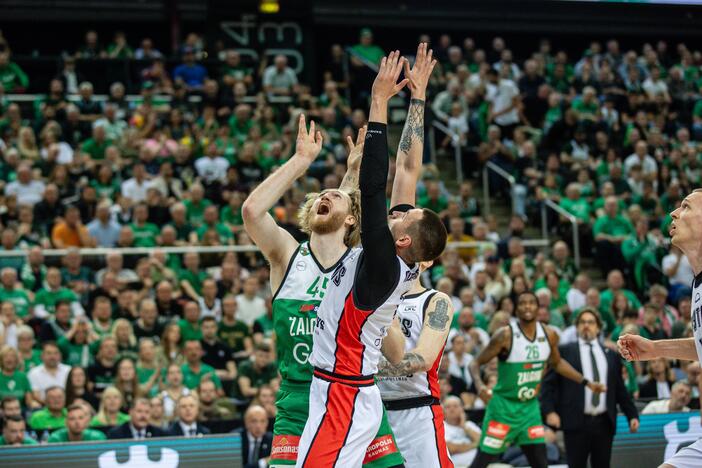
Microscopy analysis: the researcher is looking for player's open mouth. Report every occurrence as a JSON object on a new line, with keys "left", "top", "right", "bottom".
{"left": 317, "top": 203, "right": 330, "bottom": 215}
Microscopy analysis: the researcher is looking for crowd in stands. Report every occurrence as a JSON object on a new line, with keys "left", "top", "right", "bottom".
{"left": 0, "top": 25, "right": 700, "bottom": 465}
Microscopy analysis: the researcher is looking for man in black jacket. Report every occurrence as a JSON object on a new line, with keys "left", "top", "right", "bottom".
{"left": 541, "top": 308, "right": 639, "bottom": 468}
{"left": 168, "top": 394, "right": 210, "bottom": 437}
{"left": 107, "top": 398, "right": 165, "bottom": 440}
{"left": 237, "top": 405, "right": 272, "bottom": 468}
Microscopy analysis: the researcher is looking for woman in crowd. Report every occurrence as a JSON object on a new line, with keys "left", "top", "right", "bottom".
{"left": 149, "top": 395, "right": 169, "bottom": 430}
{"left": 90, "top": 386, "right": 130, "bottom": 427}
{"left": 0, "top": 345, "right": 39, "bottom": 409}
{"left": 160, "top": 362, "right": 190, "bottom": 421}
{"left": 113, "top": 318, "right": 139, "bottom": 362}
{"left": 65, "top": 366, "right": 99, "bottom": 411}
{"left": 136, "top": 338, "right": 162, "bottom": 397}
{"left": 639, "top": 356, "right": 677, "bottom": 399}
{"left": 158, "top": 323, "right": 183, "bottom": 365}
{"left": 114, "top": 358, "right": 142, "bottom": 412}
{"left": 16, "top": 326, "right": 42, "bottom": 372}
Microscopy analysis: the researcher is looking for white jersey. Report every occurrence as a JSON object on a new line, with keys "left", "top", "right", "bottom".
{"left": 309, "top": 248, "right": 420, "bottom": 377}
{"left": 691, "top": 273, "right": 702, "bottom": 362}
{"left": 377, "top": 289, "right": 445, "bottom": 401}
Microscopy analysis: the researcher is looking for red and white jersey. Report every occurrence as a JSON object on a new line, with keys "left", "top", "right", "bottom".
{"left": 309, "top": 248, "right": 420, "bottom": 376}
{"left": 377, "top": 289, "right": 446, "bottom": 401}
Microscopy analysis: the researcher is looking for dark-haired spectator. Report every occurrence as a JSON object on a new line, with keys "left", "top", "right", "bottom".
{"left": 639, "top": 357, "right": 676, "bottom": 399}
{"left": 197, "top": 379, "right": 237, "bottom": 421}
{"left": 28, "top": 342, "right": 70, "bottom": 403}
{"left": 235, "top": 343, "right": 278, "bottom": 400}
{"left": 51, "top": 205, "right": 93, "bottom": 248}
{"left": 181, "top": 340, "right": 223, "bottom": 392}
{"left": 0, "top": 52, "right": 28, "bottom": 93}
{"left": 200, "top": 316, "right": 236, "bottom": 381}
{"left": 108, "top": 397, "right": 165, "bottom": 439}
{"left": 173, "top": 48, "right": 207, "bottom": 92}
{"left": 65, "top": 366, "right": 98, "bottom": 411}
{"left": 87, "top": 336, "right": 119, "bottom": 394}
{"left": 0, "top": 415, "right": 37, "bottom": 446}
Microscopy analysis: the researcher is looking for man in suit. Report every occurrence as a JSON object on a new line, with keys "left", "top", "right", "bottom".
{"left": 107, "top": 398, "right": 165, "bottom": 440}
{"left": 168, "top": 394, "right": 210, "bottom": 437}
{"left": 541, "top": 307, "right": 640, "bottom": 468}
{"left": 238, "top": 405, "right": 272, "bottom": 468}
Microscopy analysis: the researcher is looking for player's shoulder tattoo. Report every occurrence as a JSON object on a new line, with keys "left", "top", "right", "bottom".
{"left": 427, "top": 296, "right": 450, "bottom": 331}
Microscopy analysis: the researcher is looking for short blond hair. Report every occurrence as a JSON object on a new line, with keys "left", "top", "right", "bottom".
{"left": 297, "top": 189, "right": 361, "bottom": 247}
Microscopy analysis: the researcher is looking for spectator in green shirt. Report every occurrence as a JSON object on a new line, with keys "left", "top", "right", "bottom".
{"left": 0, "top": 346, "right": 38, "bottom": 409}
{"left": 183, "top": 184, "right": 212, "bottom": 227}
{"left": 181, "top": 340, "right": 222, "bottom": 391}
{"left": 81, "top": 125, "right": 113, "bottom": 161}
{"left": 622, "top": 217, "right": 665, "bottom": 292}
{"left": 106, "top": 31, "right": 134, "bottom": 59}
{"left": 559, "top": 183, "right": 592, "bottom": 224}
{"left": 17, "top": 325, "right": 42, "bottom": 372}
{"left": 0, "top": 52, "right": 29, "bottom": 93}
{"left": 221, "top": 191, "right": 245, "bottom": 233}
{"left": 418, "top": 181, "right": 449, "bottom": 213}
{"left": 49, "top": 403, "right": 107, "bottom": 443}
{"left": 178, "top": 301, "right": 203, "bottom": 342}
{"left": 130, "top": 203, "right": 160, "bottom": 248}
{"left": 600, "top": 269, "right": 642, "bottom": 313}
{"left": 33, "top": 267, "right": 84, "bottom": 318}
{"left": 236, "top": 342, "right": 279, "bottom": 399}
{"left": 593, "top": 196, "right": 633, "bottom": 276}
{"left": 196, "top": 205, "right": 234, "bottom": 244}
{"left": 29, "top": 386, "right": 67, "bottom": 430}
{"left": 179, "top": 252, "right": 208, "bottom": 299}
{"left": 350, "top": 28, "right": 384, "bottom": 66}
{"left": 0, "top": 267, "right": 31, "bottom": 318}
{"left": 0, "top": 415, "right": 37, "bottom": 446}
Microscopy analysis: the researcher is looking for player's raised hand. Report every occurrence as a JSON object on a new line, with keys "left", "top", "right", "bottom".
{"left": 617, "top": 334, "right": 657, "bottom": 361}
{"left": 346, "top": 125, "right": 367, "bottom": 171}
{"left": 294, "top": 113, "right": 323, "bottom": 163}
{"left": 403, "top": 42, "right": 437, "bottom": 100}
{"left": 371, "top": 50, "right": 409, "bottom": 102}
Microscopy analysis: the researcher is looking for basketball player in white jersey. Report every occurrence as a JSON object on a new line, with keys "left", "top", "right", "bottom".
{"left": 295, "top": 51, "right": 448, "bottom": 467}
{"left": 375, "top": 43, "right": 454, "bottom": 467}
{"left": 619, "top": 189, "right": 702, "bottom": 468}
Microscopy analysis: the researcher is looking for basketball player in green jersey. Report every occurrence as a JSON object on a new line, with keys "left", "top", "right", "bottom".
{"left": 468, "top": 292, "right": 606, "bottom": 468}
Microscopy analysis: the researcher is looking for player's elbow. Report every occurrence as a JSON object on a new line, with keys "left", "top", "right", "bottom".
{"left": 241, "top": 199, "right": 260, "bottom": 223}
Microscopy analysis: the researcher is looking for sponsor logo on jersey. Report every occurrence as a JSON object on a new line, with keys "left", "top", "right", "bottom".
{"left": 486, "top": 421, "right": 510, "bottom": 439}
{"left": 299, "top": 304, "right": 317, "bottom": 313}
{"left": 482, "top": 436, "right": 504, "bottom": 449}
{"left": 289, "top": 316, "right": 316, "bottom": 336}
{"left": 522, "top": 362, "right": 543, "bottom": 370}
{"left": 271, "top": 435, "right": 300, "bottom": 461}
{"left": 296, "top": 261, "right": 307, "bottom": 271}
{"left": 528, "top": 425, "right": 545, "bottom": 439}
{"left": 518, "top": 386, "right": 537, "bottom": 401}
{"left": 537, "top": 336, "right": 546, "bottom": 342}
{"left": 363, "top": 435, "right": 398, "bottom": 463}
{"left": 517, "top": 370, "right": 542, "bottom": 386}
{"left": 300, "top": 246, "right": 310, "bottom": 256}
{"left": 401, "top": 318, "right": 413, "bottom": 337}
{"left": 332, "top": 265, "right": 346, "bottom": 286}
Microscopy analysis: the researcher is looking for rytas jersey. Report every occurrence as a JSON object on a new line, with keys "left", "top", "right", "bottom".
{"left": 691, "top": 273, "right": 702, "bottom": 362}
{"left": 377, "top": 289, "right": 446, "bottom": 401}
{"left": 272, "top": 242, "right": 353, "bottom": 383}
{"left": 310, "top": 248, "right": 420, "bottom": 376}
{"left": 493, "top": 320, "right": 551, "bottom": 402}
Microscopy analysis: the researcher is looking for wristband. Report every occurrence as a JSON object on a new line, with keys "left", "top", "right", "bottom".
{"left": 581, "top": 378, "right": 590, "bottom": 387}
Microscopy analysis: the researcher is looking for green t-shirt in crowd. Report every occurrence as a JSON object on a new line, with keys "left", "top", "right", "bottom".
{"left": 0, "top": 370, "right": 31, "bottom": 404}
{"left": 236, "top": 359, "right": 278, "bottom": 395}
{"left": 23, "top": 349, "right": 42, "bottom": 372}
{"left": 183, "top": 199, "right": 212, "bottom": 227}
{"left": 130, "top": 222, "right": 160, "bottom": 247}
{"left": 0, "top": 287, "right": 31, "bottom": 318}
{"left": 178, "top": 319, "right": 202, "bottom": 342}
{"left": 350, "top": 44, "right": 385, "bottom": 65}
{"left": 57, "top": 335, "right": 97, "bottom": 367}
{"left": 181, "top": 363, "right": 222, "bottom": 390}
{"left": 593, "top": 215, "right": 634, "bottom": 238}
{"left": 0, "top": 62, "right": 29, "bottom": 92}
{"left": 29, "top": 408, "right": 67, "bottom": 430}
{"left": 48, "top": 428, "right": 107, "bottom": 443}
{"left": 33, "top": 288, "right": 78, "bottom": 315}
{"left": 90, "top": 412, "right": 130, "bottom": 427}
{"left": 559, "top": 197, "right": 591, "bottom": 223}
{"left": 196, "top": 223, "right": 234, "bottom": 243}
{"left": 218, "top": 320, "right": 250, "bottom": 353}
{"left": 417, "top": 195, "right": 448, "bottom": 213}
{"left": 221, "top": 205, "right": 243, "bottom": 228}
{"left": 599, "top": 288, "right": 642, "bottom": 314}
{"left": 178, "top": 269, "right": 208, "bottom": 296}
{"left": 81, "top": 138, "right": 113, "bottom": 160}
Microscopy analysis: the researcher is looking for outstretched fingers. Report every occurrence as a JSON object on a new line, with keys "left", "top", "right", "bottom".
{"left": 356, "top": 125, "right": 367, "bottom": 146}
{"left": 297, "top": 114, "right": 307, "bottom": 139}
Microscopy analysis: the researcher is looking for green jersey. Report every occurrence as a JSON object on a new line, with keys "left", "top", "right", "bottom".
{"left": 494, "top": 321, "right": 551, "bottom": 402}
{"left": 272, "top": 242, "right": 341, "bottom": 385}
{"left": 48, "top": 428, "right": 106, "bottom": 443}
{"left": 0, "top": 288, "right": 31, "bottom": 318}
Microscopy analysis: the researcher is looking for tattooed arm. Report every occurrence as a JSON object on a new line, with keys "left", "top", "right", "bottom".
{"left": 390, "top": 43, "right": 437, "bottom": 209}
{"left": 377, "top": 292, "right": 453, "bottom": 377}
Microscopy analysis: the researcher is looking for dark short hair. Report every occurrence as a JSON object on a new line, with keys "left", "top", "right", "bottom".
{"left": 41, "top": 341, "right": 60, "bottom": 352}
{"left": 2, "top": 414, "right": 23, "bottom": 428}
{"left": 54, "top": 300, "right": 71, "bottom": 310}
{"left": 407, "top": 209, "right": 448, "bottom": 262}
{"left": 0, "top": 396, "right": 19, "bottom": 409}
{"left": 255, "top": 342, "right": 272, "bottom": 353}
{"left": 201, "top": 316, "right": 217, "bottom": 326}
{"left": 575, "top": 307, "right": 603, "bottom": 329}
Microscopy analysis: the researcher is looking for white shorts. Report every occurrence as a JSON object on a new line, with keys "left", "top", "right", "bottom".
{"left": 666, "top": 438, "right": 702, "bottom": 468}
{"left": 386, "top": 404, "right": 454, "bottom": 467}
{"left": 296, "top": 374, "right": 382, "bottom": 468}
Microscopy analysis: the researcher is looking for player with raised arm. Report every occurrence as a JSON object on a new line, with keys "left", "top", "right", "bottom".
{"left": 243, "top": 117, "right": 404, "bottom": 468}
{"left": 468, "top": 292, "right": 606, "bottom": 468}
{"left": 295, "top": 50, "right": 448, "bottom": 467}
{"left": 618, "top": 189, "right": 702, "bottom": 468}
{"left": 374, "top": 43, "right": 454, "bottom": 467}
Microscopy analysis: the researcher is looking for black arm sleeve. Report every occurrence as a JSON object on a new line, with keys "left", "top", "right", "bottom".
{"left": 354, "top": 122, "right": 400, "bottom": 310}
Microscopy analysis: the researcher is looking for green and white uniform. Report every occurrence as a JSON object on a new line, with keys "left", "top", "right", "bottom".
{"left": 270, "top": 242, "right": 403, "bottom": 467}
{"left": 479, "top": 320, "right": 551, "bottom": 454}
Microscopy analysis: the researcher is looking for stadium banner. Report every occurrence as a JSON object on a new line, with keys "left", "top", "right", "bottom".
{"left": 613, "top": 412, "right": 702, "bottom": 467}
{"left": 0, "top": 433, "right": 242, "bottom": 468}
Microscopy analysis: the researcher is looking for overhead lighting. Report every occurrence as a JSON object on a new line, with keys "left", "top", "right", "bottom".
{"left": 260, "top": 0, "right": 280, "bottom": 13}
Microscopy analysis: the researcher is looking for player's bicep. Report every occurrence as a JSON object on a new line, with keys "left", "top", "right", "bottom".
{"left": 414, "top": 293, "right": 453, "bottom": 364}
{"left": 546, "top": 328, "right": 562, "bottom": 366}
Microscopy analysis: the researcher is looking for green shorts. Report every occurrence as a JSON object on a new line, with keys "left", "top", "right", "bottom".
{"left": 270, "top": 382, "right": 404, "bottom": 467}
{"left": 478, "top": 394, "right": 545, "bottom": 455}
